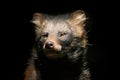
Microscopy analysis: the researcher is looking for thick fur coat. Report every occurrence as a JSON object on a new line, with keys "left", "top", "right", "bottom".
{"left": 24, "top": 10, "right": 91, "bottom": 80}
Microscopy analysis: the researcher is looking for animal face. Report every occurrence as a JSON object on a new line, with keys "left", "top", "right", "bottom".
{"left": 32, "top": 10, "right": 87, "bottom": 59}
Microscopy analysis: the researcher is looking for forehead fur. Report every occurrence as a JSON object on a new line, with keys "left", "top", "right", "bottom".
{"left": 42, "top": 18, "right": 71, "bottom": 33}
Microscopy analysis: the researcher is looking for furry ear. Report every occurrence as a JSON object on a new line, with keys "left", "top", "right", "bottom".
{"left": 31, "top": 13, "right": 45, "bottom": 26}
{"left": 70, "top": 10, "right": 86, "bottom": 26}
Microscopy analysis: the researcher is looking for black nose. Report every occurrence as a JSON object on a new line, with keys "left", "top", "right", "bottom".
{"left": 45, "top": 41, "right": 54, "bottom": 49}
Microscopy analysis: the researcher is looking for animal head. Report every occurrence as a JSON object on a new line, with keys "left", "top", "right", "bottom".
{"left": 32, "top": 10, "right": 88, "bottom": 59}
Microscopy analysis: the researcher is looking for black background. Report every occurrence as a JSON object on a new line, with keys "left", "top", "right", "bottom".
{"left": 1, "top": 0, "right": 115, "bottom": 80}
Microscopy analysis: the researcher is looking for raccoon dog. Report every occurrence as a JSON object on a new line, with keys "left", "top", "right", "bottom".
{"left": 24, "top": 10, "right": 91, "bottom": 80}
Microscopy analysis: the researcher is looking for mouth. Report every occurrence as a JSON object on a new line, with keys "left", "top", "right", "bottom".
{"left": 43, "top": 49, "right": 66, "bottom": 59}
{"left": 44, "top": 50, "right": 59, "bottom": 58}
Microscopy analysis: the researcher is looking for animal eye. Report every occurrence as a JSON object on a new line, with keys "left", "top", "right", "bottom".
{"left": 41, "top": 32, "right": 48, "bottom": 37}
{"left": 59, "top": 32, "right": 67, "bottom": 37}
